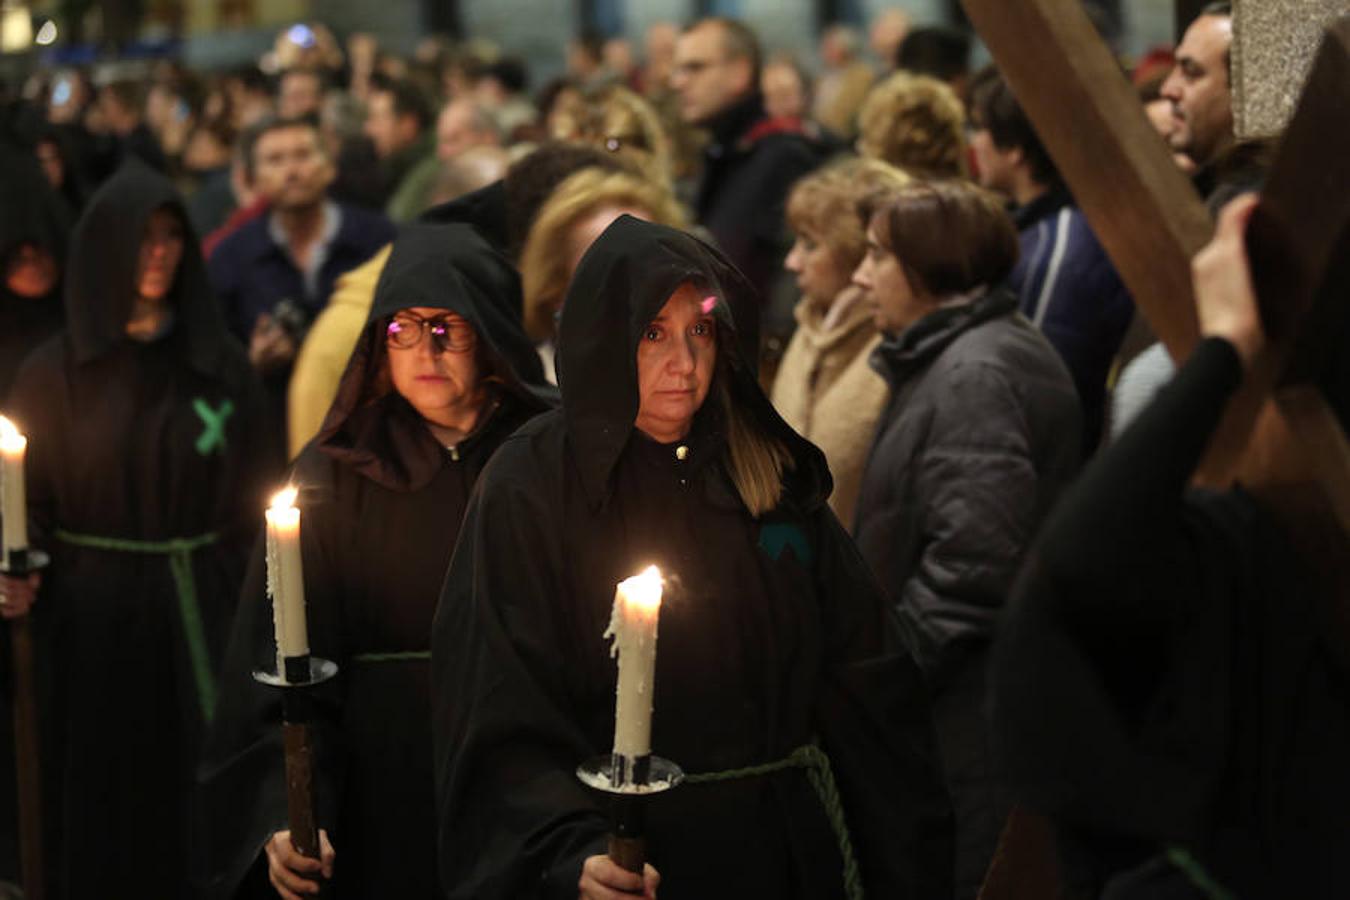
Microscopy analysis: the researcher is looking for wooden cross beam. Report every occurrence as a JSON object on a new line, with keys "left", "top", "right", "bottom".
{"left": 959, "top": 0, "right": 1350, "bottom": 520}
{"left": 959, "top": 1, "right": 1350, "bottom": 896}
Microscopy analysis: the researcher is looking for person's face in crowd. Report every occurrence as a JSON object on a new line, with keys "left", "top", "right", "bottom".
{"left": 183, "top": 127, "right": 231, "bottom": 174}
{"left": 144, "top": 84, "right": 177, "bottom": 134}
{"left": 135, "top": 207, "right": 185, "bottom": 304}
{"left": 96, "top": 88, "right": 136, "bottom": 136}
{"left": 364, "top": 90, "right": 415, "bottom": 160}
{"left": 869, "top": 10, "right": 910, "bottom": 69}
{"left": 5, "top": 243, "right": 58, "bottom": 298}
{"left": 385, "top": 307, "right": 485, "bottom": 427}
{"left": 969, "top": 125, "right": 1018, "bottom": 195}
{"left": 644, "top": 23, "right": 679, "bottom": 85}
{"left": 436, "top": 101, "right": 493, "bottom": 163}
{"left": 604, "top": 38, "right": 636, "bottom": 77}
{"left": 253, "top": 125, "right": 334, "bottom": 212}
{"left": 761, "top": 63, "right": 806, "bottom": 120}
{"left": 566, "top": 204, "right": 652, "bottom": 296}
{"left": 34, "top": 139, "right": 64, "bottom": 190}
{"left": 1160, "top": 13, "right": 1234, "bottom": 166}
{"left": 785, "top": 228, "right": 850, "bottom": 307}
{"left": 634, "top": 282, "right": 718, "bottom": 443}
{"left": 672, "top": 23, "right": 754, "bottom": 126}
{"left": 278, "top": 71, "right": 323, "bottom": 119}
{"left": 853, "top": 219, "right": 935, "bottom": 335}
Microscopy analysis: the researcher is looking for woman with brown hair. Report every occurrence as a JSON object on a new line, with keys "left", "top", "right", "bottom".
{"left": 851, "top": 179, "right": 1080, "bottom": 899}
{"left": 771, "top": 157, "right": 909, "bottom": 529}
{"left": 433, "top": 216, "right": 952, "bottom": 899}
{"left": 518, "top": 167, "right": 686, "bottom": 381}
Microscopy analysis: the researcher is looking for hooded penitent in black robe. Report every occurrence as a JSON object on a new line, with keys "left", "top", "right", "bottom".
{"left": 433, "top": 216, "right": 952, "bottom": 900}
{"left": 199, "top": 223, "right": 553, "bottom": 899}
{"left": 0, "top": 144, "right": 70, "bottom": 398}
{"left": 2, "top": 160, "right": 275, "bottom": 898}
{"left": 993, "top": 338, "right": 1350, "bottom": 898}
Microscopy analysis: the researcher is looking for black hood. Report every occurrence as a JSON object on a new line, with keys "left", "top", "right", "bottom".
{"left": 418, "top": 179, "right": 509, "bottom": 252}
{"left": 557, "top": 214, "right": 829, "bottom": 510}
{"left": 63, "top": 158, "right": 233, "bottom": 379}
{"left": 315, "top": 222, "right": 554, "bottom": 490}
{"left": 0, "top": 142, "right": 71, "bottom": 271}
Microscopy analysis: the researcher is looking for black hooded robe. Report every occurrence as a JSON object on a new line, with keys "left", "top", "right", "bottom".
{"left": 433, "top": 216, "right": 952, "bottom": 900}
{"left": 0, "top": 144, "right": 71, "bottom": 398}
{"left": 2, "top": 160, "right": 275, "bottom": 898}
{"left": 198, "top": 224, "right": 553, "bottom": 899}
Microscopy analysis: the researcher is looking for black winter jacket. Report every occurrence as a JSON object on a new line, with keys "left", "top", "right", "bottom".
{"left": 853, "top": 288, "right": 1081, "bottom": 692}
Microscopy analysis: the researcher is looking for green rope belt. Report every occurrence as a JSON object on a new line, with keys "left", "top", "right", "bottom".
{"left": 686, "top": 742, "right": 863, "bottom": 900}
{"left": 350, "top": 650, "right": 431, "bottom": 663}
{"left": 1165, "top": 846, "right": 1235, "bottom": 900}
{"left": 54, "top": 528, "right": 220, "bottom": 723}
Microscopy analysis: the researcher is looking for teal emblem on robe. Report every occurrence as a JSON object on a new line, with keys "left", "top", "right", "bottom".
{"left": 192, "top": 398, "right": 234, "bottom": 456}
{"left": 758, "top": 522, "right": 811, "bottom": 564}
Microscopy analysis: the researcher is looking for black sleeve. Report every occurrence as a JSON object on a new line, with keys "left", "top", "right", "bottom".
{"left": 991, "top": 337, "right": 1245, "bottom": 840}
{"left": 1032, "top": 337, "right": 1242, "bottom": 597}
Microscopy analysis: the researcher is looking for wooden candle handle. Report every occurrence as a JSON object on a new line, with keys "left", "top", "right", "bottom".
{"left": 282, "top": 721, "right": 320, "bottom": 858}
{"left": 12, "top": 617, "right": 45, "bottom": 900}
{"left": 608, "top": 835, "right": 646, "bottom": 874}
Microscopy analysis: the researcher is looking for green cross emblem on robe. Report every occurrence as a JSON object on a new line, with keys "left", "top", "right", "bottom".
{"left": 192, "top": 398, "right": 234, "bottom": 456}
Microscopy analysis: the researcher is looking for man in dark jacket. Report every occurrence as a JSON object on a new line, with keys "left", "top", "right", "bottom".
{"left": 851, "top": 181, "right": 1081, "bottom": 900}
{"left": 208, "top": 115, "right": 394, "bottom": 358}
{"left": 971, "top": 67, "right": 1134, "bottom": 452}
{"left": 672, "top": 18, "right": 820, "bottom": 316}
{"left": 207, "top": 115, "right": 393, "bottom": 444}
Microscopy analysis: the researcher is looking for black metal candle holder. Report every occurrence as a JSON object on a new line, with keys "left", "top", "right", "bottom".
{"left": 577, "top": 753, "right": 684, "bottom": 874}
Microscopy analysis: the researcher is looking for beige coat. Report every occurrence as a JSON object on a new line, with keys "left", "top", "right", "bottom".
{"left": 770, "top": 288, "right": 889, "bottom": 530}
{"left": 287, "top": 244, "right": 392, "bottom": 458}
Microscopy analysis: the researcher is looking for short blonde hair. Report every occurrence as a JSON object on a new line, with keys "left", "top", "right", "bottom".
{"left": 520, "top": 168, "right": 687, "bottom": 342}
{"left": 857, "top": 72, "right": 968, "bottom": 179}
{"left": 786, "top": 157, "right": 911, "bottom": 273}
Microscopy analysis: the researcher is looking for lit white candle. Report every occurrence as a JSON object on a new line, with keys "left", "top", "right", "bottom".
{"left": 604, "top": 565, "right": 663, "bottom": 760}
{"left": 265, "top": 486, "right": 308, "bottom": 674}
{"left": 0, "top": 416, "right": 28, "bottom": 556}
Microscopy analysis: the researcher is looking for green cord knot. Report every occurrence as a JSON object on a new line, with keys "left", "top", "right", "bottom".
{"left": 686, "top": 742, "right": 863, "bottom": 900}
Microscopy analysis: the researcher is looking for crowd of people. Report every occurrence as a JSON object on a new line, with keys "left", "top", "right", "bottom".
{"left": 1, "top": 2, "right": 1343, "bottom": 898}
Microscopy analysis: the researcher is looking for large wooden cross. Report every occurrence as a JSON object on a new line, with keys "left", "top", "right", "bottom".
{"left": 955, "top": 1, "right": 1350, "bottom": 896}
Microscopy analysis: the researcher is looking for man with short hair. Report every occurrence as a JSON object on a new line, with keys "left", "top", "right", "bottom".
{"left": 1160, "top": 2, "right": 1234, "bottom": 172}
{"left": 671, "top": 17, "right": 819, "bottom": 312}
{"left": 970, "top": 68, "right": 1134, "bottom": 452}
{"left": 208, "top": 116, "right": 393, "bottom": 373}
{"left": 386, "top": 98, "right": 502, "bottom": 222}
{"left": 363, "top": 78, "right": 435, "bottom": 208}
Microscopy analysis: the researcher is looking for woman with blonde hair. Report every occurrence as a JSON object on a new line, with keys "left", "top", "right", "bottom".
{"left": 578, "top": 85, "right": 675, "bottom": 186}
{"left": 771, "top": 157, "right": 909, "bottom": 529}
{"left": 856, "top": 71, "right": 967, "bottom": 179}
{"left": 433, "top": 215, "right": 951, "bottom": 900}
{"left": 519, "top": 166, "right": 686, "bottom": 381}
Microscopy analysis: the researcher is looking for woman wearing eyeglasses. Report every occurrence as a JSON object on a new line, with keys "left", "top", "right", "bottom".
{"left": 198, "top": 223, "right": 553, "bottom": 900}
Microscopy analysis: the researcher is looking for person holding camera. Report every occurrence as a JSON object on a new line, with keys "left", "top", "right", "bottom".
{"left": 207, "top": 115, "right": 394, "bottom": 449}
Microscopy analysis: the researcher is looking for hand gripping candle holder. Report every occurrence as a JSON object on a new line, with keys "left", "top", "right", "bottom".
{"left": 577, "top": 752, "right": 684, "bottom": 874}
{"left": 1, "top": 546, "right": 49, "bottom": 900}
{"left": 253, "top": 654, "right": 338, "bottom": 865}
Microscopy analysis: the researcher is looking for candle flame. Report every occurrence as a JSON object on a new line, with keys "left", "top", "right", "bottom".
{"left": 0, "top": 415, "right": 24, "bottom": 451}
{"left": 269, "top": 485, "right": 298, "bottom": 512}
{"left": 619, "top": 565, "right": 663, "bottom": 612}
